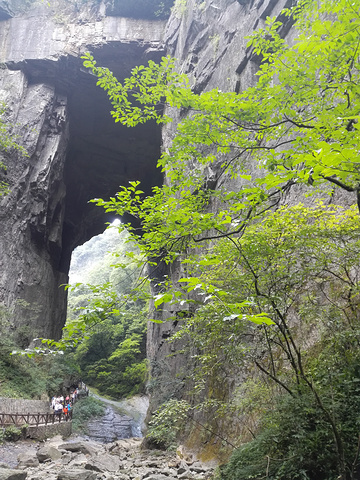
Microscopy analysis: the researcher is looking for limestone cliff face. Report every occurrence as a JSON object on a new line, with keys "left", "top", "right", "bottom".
{"left": 0, "top": 0, "right": 300, "bottom": 417}
{"left": 146, "top": 0, "right": 294, "bottom": 424}
{"left": 0, "top": 0, "right": 165, "bottom": 339}
{"left": 0, "top": 70, "right": 69, "bottom": 339}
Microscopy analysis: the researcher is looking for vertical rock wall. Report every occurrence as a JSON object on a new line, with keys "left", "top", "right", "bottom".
{"left": 0, "top": 69, "right": 69, "bottom": 339}
{"left": 147, "top": 0, "right": 293, "bottom": 405}
{"left": 0, "top": 0, "right": 295, "bottom": 345}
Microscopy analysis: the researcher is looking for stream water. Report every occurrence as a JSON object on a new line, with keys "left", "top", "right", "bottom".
{"left": 84, "top": 393, "right": 149, "bottom": 443}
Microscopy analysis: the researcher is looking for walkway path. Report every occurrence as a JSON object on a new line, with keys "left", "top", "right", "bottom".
{"left": 0, "top": 411, "right": 71, "bottom": 427}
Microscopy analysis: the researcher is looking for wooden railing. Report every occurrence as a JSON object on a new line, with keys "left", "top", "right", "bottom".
{"left": 0, "top": 411, "right": 72, "bottom": 427}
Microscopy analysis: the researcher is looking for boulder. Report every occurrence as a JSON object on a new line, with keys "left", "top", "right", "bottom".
{"left": 143, "top": 476, "right": 177, "bottom": 480}
{"left": 84, "top": 453, "right": 121, "bottom": 473}
{"left": 58, "top": 442, "right": 97, "bottom": 456}
{"left": 168, "top": 459, "right": 180, "bottom": 468}
{"left": 177, "top": 461, "right": 190, "bottom": 475}
{"left": 178, "top": 473, "right": 195, "bottom": 479}
{"left": 68, "top": 453, "right": 89, "bottom": 468}
{"left": 158, "top": 468, "right": 178, "bottom": 477}
{"left": 190, "top": 463, "right": 210, "bottom": 473}
{"left": 176, "top": 446, "right": 193, "bottom": 464}
{"left": 0, "top": 469, "right": 27, "bottom": 480}
{"left": 17, "top": 452, "right": 39, "bottom": 468}
{"left": 61, "top": 453, "right": 74, "bottom": 465}
{"left": 37, "top": 445, "right": 62, "bottom": 462}
{"left": 140, "top": 459, "right": 163, "bottom": 468}
{"left": 57, "top": 469, "right": 97, "bottom": 480}
{"left": 25, "top": 471, "right": 57, "bottom": 480}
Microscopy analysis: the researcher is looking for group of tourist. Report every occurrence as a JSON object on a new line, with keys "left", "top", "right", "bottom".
{"left": 50, "top": 388, "right": 79, "bottom": 418}
{"left": 50, "top": 383, "right": 89, "bottom": 419}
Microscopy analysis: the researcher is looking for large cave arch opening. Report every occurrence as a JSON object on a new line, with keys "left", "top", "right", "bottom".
{"left": 60, "top": 44, "right": 164, "bottom": 275}
{"left": 57, "top": 45, "right": 165, "bottom": 333}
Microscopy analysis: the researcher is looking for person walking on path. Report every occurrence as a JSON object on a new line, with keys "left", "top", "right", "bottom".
{"left": 54, "top": 401, "right": 63, "bottom": 419}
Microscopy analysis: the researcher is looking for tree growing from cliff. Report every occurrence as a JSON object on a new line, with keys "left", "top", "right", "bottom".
{"left": 210, "top": 204, "right": 360, "bottom": 480}
{"left": 80, "top": 0, "right": 360, "bottom": 472}
{"left": 82, "top": 0, "right": 360, "bottom": 277}
{"left": 147, "top": 204, "right": 360, "bottom": 478}
{"left": 140, "top": 202, "right": 360, "bottom": 479}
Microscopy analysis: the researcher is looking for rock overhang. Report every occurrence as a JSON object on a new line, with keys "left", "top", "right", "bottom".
{"left": 1, "top": 9, "right": 167, "bottom": 251}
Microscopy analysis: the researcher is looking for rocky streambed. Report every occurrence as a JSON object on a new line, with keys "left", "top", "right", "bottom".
{"left": 0, "top": 435, "right": 215, "bottom": 480}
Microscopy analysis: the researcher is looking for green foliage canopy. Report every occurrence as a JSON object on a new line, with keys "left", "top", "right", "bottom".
{"left": 82, "top": 0, "right": 360, "bottom": 290}
{"left": 0, "top": 303, "right": 78, "bottom": 398}
{"left": 150, "top": 204, "right": 360, "bottom": 477}
{"left": 63, "top": 230, "right": 149, "bottom": 398}
{"left": 25, "top": 228, "right": 149, "bottom": 399}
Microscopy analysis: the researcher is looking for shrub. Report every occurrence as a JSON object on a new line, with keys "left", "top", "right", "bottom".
{"left": 3, "top": 425, "right": 22, "bottom": 442}
{"left": 146, "top": 399, "right": 191, "bottom": 450}
{"left": 220, "top": 342, "right": 360, "bottom": 480}
{"left": 72, "top": 396, "right": 105, "bottom": 433}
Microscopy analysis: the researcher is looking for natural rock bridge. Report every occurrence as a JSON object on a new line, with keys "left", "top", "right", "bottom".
{"left": 0, "top": 2, "right": 166, "bottom": 340}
